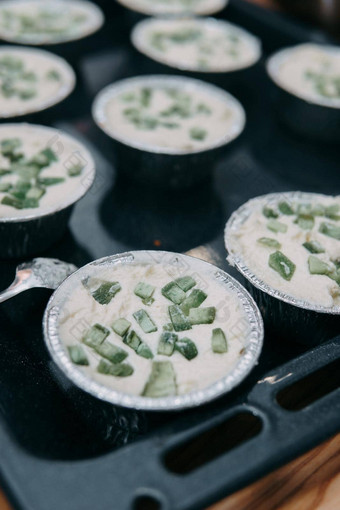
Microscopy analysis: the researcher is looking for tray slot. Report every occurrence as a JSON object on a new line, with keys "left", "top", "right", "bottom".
{"left": 133, "top": 495, "right": 162, "bottom": 510}
{"left": 276, "top": 358, "right": 340, "bottom": 411}
{"left": 248, "top": 336, "right": 340, "bottom": 407}
{"left": 163, "top": 411, "right": 263, "bottom": 475}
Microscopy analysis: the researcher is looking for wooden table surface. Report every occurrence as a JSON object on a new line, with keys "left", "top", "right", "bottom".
{"left": 0, "top": 1, "right": 339, "bottom": 509}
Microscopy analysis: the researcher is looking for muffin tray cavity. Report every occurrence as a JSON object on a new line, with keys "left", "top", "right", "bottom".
{"left": 0, "top": 1, "right": 339, "bottom": 509}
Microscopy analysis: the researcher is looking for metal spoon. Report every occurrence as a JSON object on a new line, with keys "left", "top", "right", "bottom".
{"left": 0, "top": 258, "right": 78, "bottom": 303}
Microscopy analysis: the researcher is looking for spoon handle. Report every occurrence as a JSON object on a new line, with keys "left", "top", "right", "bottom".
{"left": 0, "top": 279, "right": 31, "bottom": 303}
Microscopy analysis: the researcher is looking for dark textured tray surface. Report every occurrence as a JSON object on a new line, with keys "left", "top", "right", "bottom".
{"left": 0, "top": 2, "right": 339, "bottom": 510}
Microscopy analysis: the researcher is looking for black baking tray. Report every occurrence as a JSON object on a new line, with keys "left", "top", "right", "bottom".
{"left": 0, "top": 1, "right": 340, "bottom": 510}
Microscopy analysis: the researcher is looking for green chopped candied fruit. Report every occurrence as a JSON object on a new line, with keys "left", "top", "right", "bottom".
{"left": 297, "top": 203, "right": 312, "bottom": 216}
{"left": 68, "top": 345, "right": 89, "bottom": 366}
{"left": 94, "top": 341, "right": 128, "bottom": 364}
{"left": 303, "top": 240, "right": 325, "bottom": 254}
{"left": 46, "top": 69, "right": 61, "bottom": 81}
{"left": 37, "top": 177, "right": 65, "bottom": 186}
{"left": 13, "top": 163, "right": 40, "bottom": 180}
{"left": 0, "top": 138, "right": 61, "bottom": 209}
{"left": 68, "top": 163, "right": 84, "bottom": 177}
{"left": 112, "top": 318, "right": 131, "bottom": 337}
{"left": 180, "top": 288, "right": 207, "bottom": 316}
{"left": 328, "top": 268, "right": 340, "bottom": 286}
{"left": 30, "top": 148, "right": 57, "bottom": 167}
{"left": 150, "top": 32, "right": 166, "bottom": 51}
{"left": 169, "top": 305, "right": 192, "bottom": 332}
{"left": 91, "top": 281, "right": 121, "bottom": 305}
{"left": 311, "top": 204, "right": 326, "bottom": 216}
{"left": 123, "top": 330, "right": 141, "bottom": 351}
{"left": 189, "top": 307, "right": 216, "bottom": 325}
{"left": 19, "top": 88, "right": 36, "bottom": 100}
{"left": 133, "top": 309, "right": 157, "bottom": 334}
{"left": 262, "top": 206, "right": 278, "bottom": 219}
{"left": 269, "top": 251, "right": 296, "bottom": 281}
{"left": 121, "top": 92, "right": 136, "bottom": 102}
{"left": 267, "top": 219, "right": 288, "bottom": 234}
{"left": 319, "top": 222, "right": 340, "bottom": 241}
{"left": 0, "top": 55, "right": 23, "bottom": 70}
{"left": 140, "top": 87, "right": 152, "bottom": 107}
{"left": 1, "top": 81, "right": 15, "bottom": 98}
{"left": 257, "top": 237, "right": 281, "bottom": 249}
{"left": 0, "top": 182, "right": 11, "bottom": 192}
{"left": 97, "top": 359, "right": 133, "bottom": 377}
{"left": 163, "top": 323, "right": 174, "bottom": 332}
{"left": 26, "top": 186, "right": 45, "bottom": 200}
{"left": 211, "top": 328, "right": 228, "bottom": 354}
{"left": 190, "top": 127, "right": 207, "bottom": 141}
{"left": 158, "top": 331, "right": 178, "bottom": 356}
{"left": 325, "top": 204, "right": 340, "bottom": 220}
{"left": 161, "top": 121, "right": 179, "bottom": 129}
{"left": 296, "top": 215, "right": 315, "bottom": 230}
{"left": 1, "top": 138, "right": 21, "bottom": 158}
{"left": 142, "top": 296, "right": 155, "bottom": 306}
{"left": 142, "top": 361, "right": 177, "bottom": 398}
{"left": 174, "top": 276, "right": 196, "bottom": 292}
{"left": 164, "top": 28, "right": 202, "bottom": 44}
{"left": 196, "top": 103, "right": 212, "bottom": 115}
{"left": 10, "top": 179, "right": 30, "bottom": 199}
{"left": 175, "top": 337, "right": 198, "bottom": 360}
{"left": 278, "top": 201, "right": 294, "bottom": 215}
{"left": 123, "top": 330, "right": 153, "bottom": 359}
{"left": 83, "top": 324, "right": 110, "bottom": 348}
{"left": 1, "top": 195, "right": 24, "bottom": 209}
{"left": 160, "top": 102, "right": 190, "bottom": 119}
{"left": 136, "top": 342, "right": 154, "bottom": 359}
{"left": 333, "top": 259, "right": 340, "bottom": 270}
{"left": 123, "top": 108, "right": 159, "bottom": 130}
{"left": 134, "top": 281, "right": 155, "bottom": 300}
{"left": 308, "top": 256, "right": 332, "bottom": 275}
{"left": 23, "top": 72, "right": 37, "bottom": 82}
{"left": 162, "top": 281, "right": 186, "bottom": 304}
{"left": 23, "top": 197, "right": 39, "bottom": 208}
{"left": 0, "top": 169, "right": 11, "bottom": 176}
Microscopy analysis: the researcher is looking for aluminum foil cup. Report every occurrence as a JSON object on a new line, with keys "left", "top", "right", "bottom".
{"left": 43, "top": 250, "right": 264, "bottom": 412}
{"left": 92, "top": 75, "right": 246, "bottom": 188}
{"left": 224, "top": 192, "right": 340, "bottom": 346}
{"left": 0, "top": 123, "right": 96, "bottom": 259}
{"left": 116, "top": 0, "right": 229, "bottom": 17}
{"left": 0, "top": 46, "right": 76, "bottom": 121}
{"left": 266, "top": 44, "right": 340, "bottom": 143}
{"left": 0, "top": 0, "right": 104, "bottom": 63}
{"left": 131, "top": 17, "right": 262, "bottom": 90}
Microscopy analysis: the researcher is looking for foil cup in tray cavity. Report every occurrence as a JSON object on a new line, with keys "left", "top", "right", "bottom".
{"left": 0, "top": 123, "right": 96, "bottom": 259}
{"left": 92, "top": 75, "right": 246, "bottom": 189}
{"left": 224, "top": 192, "right": 340, "bottom": 346}
{"left": 266, "top": 44, "right": 340, "bottom": 143}
{"left": 130, "top": 17, "right": 262, "bottom": 92}
{"left": 43, "top": 250, "right": 263, "bottom": 413}
{"left": 0, "top": 0, "right": 104, "bottom": 65}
